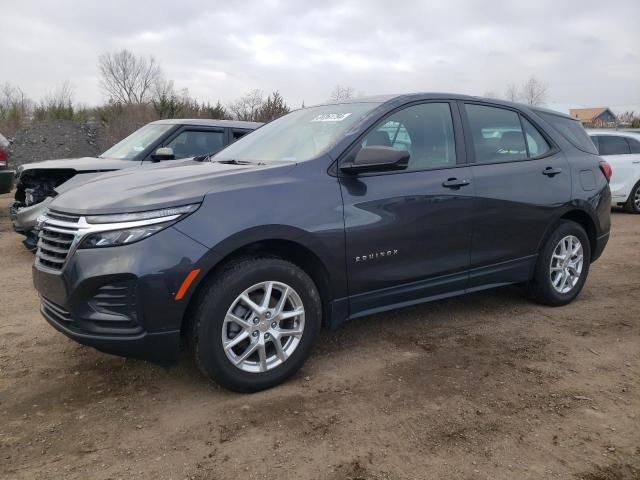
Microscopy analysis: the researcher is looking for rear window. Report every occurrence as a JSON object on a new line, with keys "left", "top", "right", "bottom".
{"left": 538, "top": 112, "right": 598, "bottom": 154}
{"left": 596, "top": 135, "right": 631, "bottom": 155}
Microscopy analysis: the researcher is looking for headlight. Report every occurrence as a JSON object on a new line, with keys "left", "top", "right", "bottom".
{"left": 78, "top": 203, "right": 199, "bottom": 249}
{"left": 85, "top": 204, "right": 199, "bottom": 224}
{"left": 80, "top": 224, "right": 167, "bottom": 248}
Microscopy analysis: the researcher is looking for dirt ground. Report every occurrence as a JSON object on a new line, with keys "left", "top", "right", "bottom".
{"left": 0, "top": 192, "right": 638, "bottom": 480}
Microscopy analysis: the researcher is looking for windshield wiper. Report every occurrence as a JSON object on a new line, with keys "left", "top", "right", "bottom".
{"left": 215, "top": 159, "right": 267, "bottom": 166}
{"left": 193, "top": 153, "right": 265, "bottom": 165}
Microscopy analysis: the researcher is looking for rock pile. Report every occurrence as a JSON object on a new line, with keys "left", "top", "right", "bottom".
{"left": 8, "top": 119, "right": 111, "bottom": 168}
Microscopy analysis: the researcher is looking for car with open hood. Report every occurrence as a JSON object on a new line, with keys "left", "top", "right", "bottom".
{"left": 32, "top": 93, "right": 611, "bottom": 392}
{"left": 10, "top": 118, "right": 261, "bottom": 249}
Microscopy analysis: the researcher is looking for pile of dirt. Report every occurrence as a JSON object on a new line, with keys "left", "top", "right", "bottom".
{"left": 8, "top": 119, "right": 111, "bottom": 168}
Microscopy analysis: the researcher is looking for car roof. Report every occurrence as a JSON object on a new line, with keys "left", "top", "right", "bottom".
{"left": 149, "top": 118, "right": 263, "bottom": 129}
{"left": 586, "top": 129, "right": 640, "bottom": 139}
{"left": 314, "top": 92, "right": 576, "bottom": 119}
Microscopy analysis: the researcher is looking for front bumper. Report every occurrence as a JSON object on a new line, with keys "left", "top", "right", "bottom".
{"left": 32, "top": 226, "right": 209, "bottom": 365}
{"left": 11, "top": 197, "right": 53, "bottom": 233}
{"left": 40, "top": 295, "right": 181, "bottom": 365}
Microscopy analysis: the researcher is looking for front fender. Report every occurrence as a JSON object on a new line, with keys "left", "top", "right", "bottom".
{"left": 176, "top": 223, "right": 346, "bottom": 300}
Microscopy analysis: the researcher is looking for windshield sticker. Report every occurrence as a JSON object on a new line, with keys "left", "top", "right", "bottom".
{"left": 311, "top": 113, "right": 352, "bottom": 122}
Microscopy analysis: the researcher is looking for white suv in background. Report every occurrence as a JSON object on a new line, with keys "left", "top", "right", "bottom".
{"left": 588, "top": 130, "right": 640, "bottom": 213}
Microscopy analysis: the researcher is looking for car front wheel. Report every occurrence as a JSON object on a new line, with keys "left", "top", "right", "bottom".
{"left": 190, "top": 257, "right": 321, "bottom": 392}
{"left": 527, "top": 220, "right": 591, "bottom": 306}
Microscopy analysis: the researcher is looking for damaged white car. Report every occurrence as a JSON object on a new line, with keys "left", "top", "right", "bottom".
{"left": 10, "top": 119, "right": 261, "bottom": 249}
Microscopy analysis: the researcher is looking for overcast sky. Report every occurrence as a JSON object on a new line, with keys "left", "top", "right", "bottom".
{"left": 1, "top": 0, "right": 639, "bottom": 111}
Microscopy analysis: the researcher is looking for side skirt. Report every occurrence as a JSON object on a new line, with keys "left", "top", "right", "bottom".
{"left": 328, "top": 255, "right": 537, "bottom": 329}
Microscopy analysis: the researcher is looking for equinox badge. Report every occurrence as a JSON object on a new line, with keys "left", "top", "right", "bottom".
{"left": 355, "top": 249, "right": 398, "bottom": 262}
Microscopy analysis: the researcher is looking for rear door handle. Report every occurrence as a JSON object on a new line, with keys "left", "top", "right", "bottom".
{"left": 442, "top": 178, "right": 471, "bottom": 189}
{"left": 542, "top": 167, "right": 563, "bottom": 177}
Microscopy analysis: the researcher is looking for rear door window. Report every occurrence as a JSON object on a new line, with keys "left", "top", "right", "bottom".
{"left": 232, "top": 130, "right": 251, "bottom": 142}
{"left": 464, "top": 104, "right": 527, "bottom": 163}
{"left": 166, "top": 129, "right": 225, "bottom": 158}
{"left": 522, "top": 117, "right": 551, "bottom": 157}
{"left": 597, "top": 135, "right": 631, "bottom": 155}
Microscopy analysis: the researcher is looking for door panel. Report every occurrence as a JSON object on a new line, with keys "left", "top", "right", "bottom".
{"left": 341, "top": 168, "right": 474, "bottom": 313}
{"left": 340, "top": 101, "right": 473, "bottom": 315}
{"left": 469, "top": 156, "right": 570, "bottom": 268}
{"left": 460, "top": 102, "right": 571, "bottom": 286}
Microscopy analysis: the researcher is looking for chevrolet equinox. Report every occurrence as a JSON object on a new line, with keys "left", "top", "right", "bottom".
{"left": 32, "top": 94, "right": 611, "bottom": 392}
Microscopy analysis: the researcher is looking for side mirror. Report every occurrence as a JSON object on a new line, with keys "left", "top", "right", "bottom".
{"left": 340, "top": 146, "right": 410, "bottom": 174}
{"left": 151, "top": 147, "right": 175, "bottom": 161}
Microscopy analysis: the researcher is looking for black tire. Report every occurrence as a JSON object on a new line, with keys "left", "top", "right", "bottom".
{"left": 190, "top": 257, "right": 321, "bottom": 392}
{"left": 527, "top": 220, "right": 591, "bottom": 306}
{"left": 623, "top": 181, "right": 640, "bottom": 214}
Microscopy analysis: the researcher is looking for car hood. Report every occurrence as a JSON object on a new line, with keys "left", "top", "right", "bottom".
{"left": 18, "top": 156, "right": 137, "bottom": 175}
{"left": 50, "top": 160, "right": 294, "bottom": 215}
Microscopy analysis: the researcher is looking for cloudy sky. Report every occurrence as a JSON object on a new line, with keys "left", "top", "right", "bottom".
{"left": 1, "top": 0, "right": 639, "bottom": 111}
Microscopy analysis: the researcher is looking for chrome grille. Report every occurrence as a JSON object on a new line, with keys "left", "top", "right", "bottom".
{"left": 46, "top": 211, "right": 80, "bottom": 224}
{"left": 36, "top": 210, "right": 81, "bottom": 271}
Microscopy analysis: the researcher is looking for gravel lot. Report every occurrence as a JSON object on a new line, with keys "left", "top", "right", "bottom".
{"left": 0, "top": 192, "right": 638, "bottom": 480}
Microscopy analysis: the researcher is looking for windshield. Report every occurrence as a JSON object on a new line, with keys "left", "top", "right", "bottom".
{"left": 101, "top": 123, "right": 173, "bottom": 160}
{"left": 214, "top": 103, "right": 379, "bottom": 163}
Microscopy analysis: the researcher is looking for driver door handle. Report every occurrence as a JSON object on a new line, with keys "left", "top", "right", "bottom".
{"left": 442, "top": 178, "right": 471, "bottom": 189}
{"left": 542, "top": 166, "right": 563, "bottom": 177}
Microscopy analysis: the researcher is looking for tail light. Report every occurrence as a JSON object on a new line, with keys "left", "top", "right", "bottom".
{"left": 0, "top": 148, "right": 6, "bottom": 167}
{"left": 599, "top": 160, "right": 612, "bottom": 183}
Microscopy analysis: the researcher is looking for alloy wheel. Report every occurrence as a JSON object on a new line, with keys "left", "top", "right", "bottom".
{"left": 549, "top": 235, "right": 584, "bottom": 294}
{"left": 222, "top": 281, "right": 305, "bottom": 373}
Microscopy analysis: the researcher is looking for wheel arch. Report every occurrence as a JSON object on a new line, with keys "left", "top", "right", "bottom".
{"left": 539, "top": 209, "right": 598, "bottom": 262}
{"left": 180, "top": 233, "right": 336, "bottom": 337}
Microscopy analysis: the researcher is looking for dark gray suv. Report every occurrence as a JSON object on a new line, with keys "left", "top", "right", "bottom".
{"left": 32, "top": 94, "right": 611, "bottom": 391}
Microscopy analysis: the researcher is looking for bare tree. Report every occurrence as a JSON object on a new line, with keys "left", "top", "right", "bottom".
{"left": 33, "top": 80, "right": 75, "bottom": 120}
{"left": 520, "top": 77, "right": 548, "bottom": 106}
{"left": 616, "top": 111, "right": 635, "bottom": 124}
{"left": 228, "top": 89, "right": 265, "bottom": 121}
{"left": 47, "top": 80, "right": 74, "bottom": 107}
{"left": 0, "top": 83, "right": 33, "bottom": 134}
{"left": 504, "top": 83, "right": 519, "bottom": 102}
{"left": 329, "top": 85, "right": 355, "bottom": 102}
{"left": 99, "top": 49, "right": 162, "bottom": 104}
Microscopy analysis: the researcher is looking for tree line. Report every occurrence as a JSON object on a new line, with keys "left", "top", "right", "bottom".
{"left": 0, "top": 49, "right": 297, "bottom": 137}
{"left": 2, "top": 50, "right": 638, "bottom": 137}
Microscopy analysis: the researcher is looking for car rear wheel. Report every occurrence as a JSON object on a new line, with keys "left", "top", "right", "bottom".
{"left": 527, "top": 220, "right": 591, "bottom": 306}
{"left": 623, "top": 181, "right": 640, "bottom": 214}
{"left": 190, "top": 257, "right": 321, "bottom": 392}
